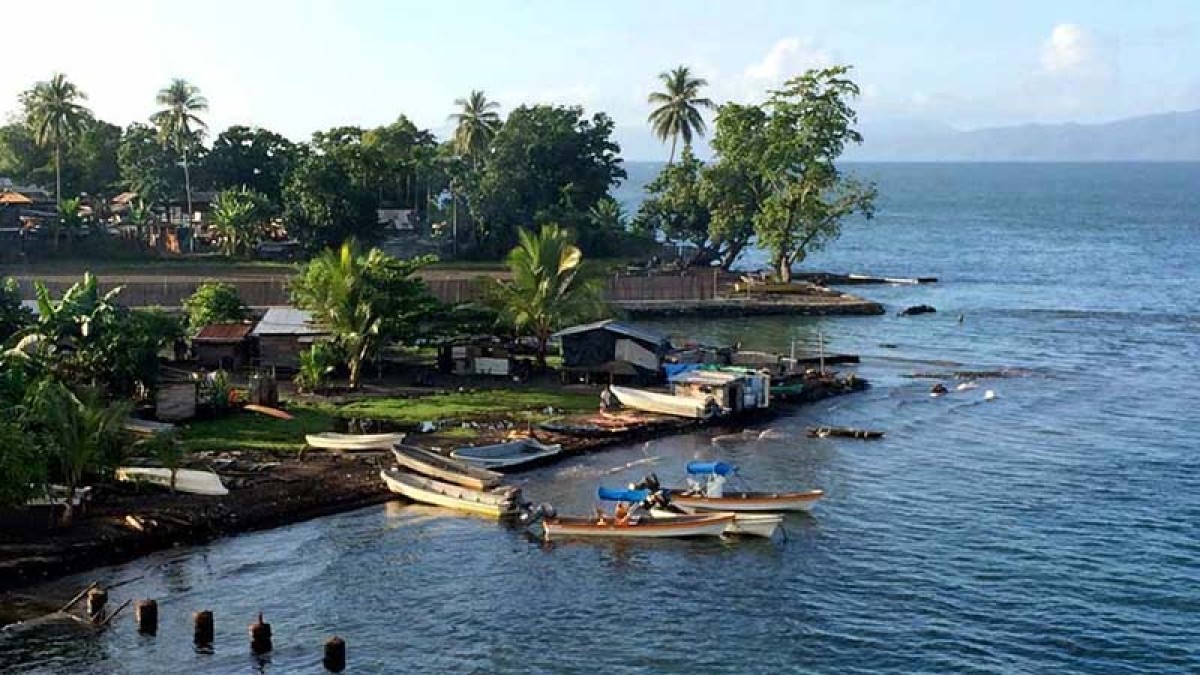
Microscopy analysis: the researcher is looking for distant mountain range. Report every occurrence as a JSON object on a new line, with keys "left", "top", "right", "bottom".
{"left": 616, "top": 110, "right": 1200, "bottom": 162}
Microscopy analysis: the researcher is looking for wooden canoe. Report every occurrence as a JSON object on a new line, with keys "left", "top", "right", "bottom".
{"left": 450, "top": 438, "right": 562, "bottom": 471}
{"left": 306, "top": 432, "right": 406, "bottom": 451}
{"left": 115, "top": 467, "right": 229, "bottom": 496}
{"left": 380, "top": 469, "right": 521, "bottom": 518}
{"left": 541, "top": 513, "right": 734, "bottom": 540}
{"left": 244, "top": 404, "right": 294, "bottom": 420}
{"left": 667, "top": 489, "right": 825, "bottom": 513}
{"left": 391, "top": 445, "right": 503, "bottom": 490}
{"left": 648, "top": 509, "right": 783, "bottom": 538}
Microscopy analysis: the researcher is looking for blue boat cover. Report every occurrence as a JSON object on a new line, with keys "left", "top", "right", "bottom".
{"left": 597, "top": 487, "right": 650, "bottom": 502}
{"left": 663, "top": 363, "right": 702, "bottom": 381}
{"left": 686, "top": 461, "right": 737, "bottom": 476}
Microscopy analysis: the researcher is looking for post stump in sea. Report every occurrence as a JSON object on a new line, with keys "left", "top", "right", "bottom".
{"left": 249, "top": 612, "right": 272, "bottom": 654}
{"left": 194, "top": 610, "right": 215, "bottom": 646}
{"left": 323, "top": 636, "right": 346, "bottom": 672}
{"left": 86, "top": 588, "right": 108, "bottom": 623}
{"left": 134, "top": 600, "right": 158, "bottom": 635}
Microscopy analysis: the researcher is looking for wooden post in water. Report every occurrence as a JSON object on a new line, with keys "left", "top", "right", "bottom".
{"left": 323, "top": 636, "right": 346, "bottom": 672}
{"left": 194, "top": 610, "right": 214, "bottom": 646}
{"left": 818, "top": 331, "right": 825, "bottom": 376}
{"left": 249, "top": 612, "right": 272, "bottom": 654}
{"left": 86, "top": 588, "right": 108, "bottom": 623}
{"left": 135, "top": 600, "right": 158, "bottom": 635}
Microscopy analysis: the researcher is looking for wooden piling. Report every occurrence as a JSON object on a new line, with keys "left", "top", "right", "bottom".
{"left": 135, "top": 600, "right": 158, "bottom": 635}
{"left": 86, "top": 588, "right": 108, "bottom": 622}
{"left": 323, "top": 636, "right": 346, "bottom": 672}
{"left": 193, "top": 610, "right": 214, "bottom": 646}
{"left": 249, "top": 612, "right": 272, "bottom": 654}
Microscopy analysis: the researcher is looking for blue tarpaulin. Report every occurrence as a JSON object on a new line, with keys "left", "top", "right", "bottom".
{"left": 686, "top": 461, "right": 737, "bottom": 476}
{"left": 597, "top": 487, "right": 650, "bottom": 502}
{"left": 664, "top": 364, "right": 702, "bottom": 381}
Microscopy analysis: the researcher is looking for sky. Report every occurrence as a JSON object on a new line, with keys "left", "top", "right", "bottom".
{"left": 1, "top": 0, "right": 1197, "bottom": 159}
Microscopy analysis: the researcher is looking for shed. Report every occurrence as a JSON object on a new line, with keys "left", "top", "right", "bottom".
{"left": 193, "top": 322, "right": 254, "bottom": 370}
{"left": 669, "top": 367, "right": 771, "bottom": 414}
{"left": 251, "top": 307, "right": 328, "bottom": 370}
{"left": 437, "top": 336, "right": 515, "bottom": 377}
{"left": 553, "top": 320, "right": 672, "bottom": 383}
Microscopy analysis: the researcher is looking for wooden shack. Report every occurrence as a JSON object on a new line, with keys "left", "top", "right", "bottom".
{"left": 192, "top": 323, "right": 254, "bottom": 370}
{"left": 437, "top": 336, "right": 515, "bottom": 377}
{"left": 553, "top": 320, "right": 672, "bottom": 384}
{"left": 669, "top": 367, "right": 771, "bottom": 414}
{"left": 251, "top": 307, "right": 328, "bottom": 370}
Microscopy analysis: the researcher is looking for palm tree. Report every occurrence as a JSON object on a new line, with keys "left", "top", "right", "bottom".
{"left": 448, "top": 91, "right": 501, "bottom": 164}
{"left": 290, "top": 240, "right": 382, "bottom": 390}
{"left": 151, "top": 79, "right": 208, "bottom": 221}
{"left": 210, "top": 187, "right": 268, "bottom": 257}
{"left": 495, "top": 224, "right": 607, "bottom": 368}
{"left": 21, "top": 73, "right": 92, "bottom": 210}
{"left": 31, "top": 381, "right": 131, "bottom": 526}
{"left": 647, "top": 66, "right": 714, "bottom": 164}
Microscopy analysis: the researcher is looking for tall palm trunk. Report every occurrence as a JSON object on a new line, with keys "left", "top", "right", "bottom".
{"left": 181, "top": 144, "right": 194, "bottom": 252}
{"left": 668, "top": 134, "right": 678, "bottom": 165}
{"left": 54, "top": 143, "right": 63, "bottom": 251}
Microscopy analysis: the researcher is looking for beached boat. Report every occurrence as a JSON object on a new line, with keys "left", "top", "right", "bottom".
{"left": 379, "top": 469, "right": 521, "bottom": 518}
{"left": 648, "top": 508, "right": 783, "bottom": 538}
{"left": 646, "top": 462, "right": 824, "bottom": 513}
{"left": 305, "top": 432, "right": 406, "bottom": 451}
{"left": 450, "top": 438, "right": 563, "bottom": 470}
{"left": 391, "top": 444, "right": 504, "bottom": 490}
{"left": 244, "top": 404, "right": 294, "bottom": 420}
{"left": 115, "top": 467, "right": 229, "bottom": 496}
{"left": 123, "top": 418, "right": 177, "bottom": 436}
{"left": 609, "top": 385, "right": 716, "bottom": 420}
{"left": 541, "top": 513, "right": 733, "bottom": 540}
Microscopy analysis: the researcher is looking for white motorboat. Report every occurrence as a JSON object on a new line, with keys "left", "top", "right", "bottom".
{"left": 450, "top": 438, "right": 562, "bottom": 471}
{"left": 380, "top": 469, "right": 521, "bottom": 518}
{"left": 648, "top": 508, "right": 783, "bottom": 538}
{"left": 639, "top": 462, "right": 824, "bottom": 513}
{"left": 305, "top": 432, "right": 406, "bottom": 451}
{"left": 115, "top": 467, "right": 229, "bottom": 496}
{"left": 609, "top": 385, "right": 716, "bottom": 419}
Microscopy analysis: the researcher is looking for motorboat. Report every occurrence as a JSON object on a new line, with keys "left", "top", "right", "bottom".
{"left": 379, "top": 468, "right": 521, "bottom": 518}
{"left": 449, "top": 438, "right": 562, "bottom": 471}
{"left": 639, "top": 462, "right": 824, "bottom": 513}
{"left": 391, "top": 444, "right": 504, "bottom": 490}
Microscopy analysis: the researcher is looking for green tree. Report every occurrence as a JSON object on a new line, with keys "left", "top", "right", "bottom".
{"left": 283, "top": 153, "right": 381, "bottom": 251}
{"left": 711, "top": 66, "right": 876, "bottom": 282}
{"left": 449, "top": 91, "right": 502, "bottom": 164}
{"left": 20, "top": 73, "right": 93, "bottom": 209}
{"left": 210, "top": 186, "right": 271, "bottom": 256}
{"left": 70, "top": 120, "right": 123, "bottom": 196}
{"left": 182, "top": 281, "right": 247, "bottom": 331}
{"left": 30, "top": 381, "right": 131, "bottom": 525}
{"left": 294, "top": 342, "right": 338, "bottom": 394}
{"left": 494, "top": 224, "right": 607, "bottom": 368}
{"left": 0, "top": 122, "right": 50, "bottom": 187}
{"left": 118, "top": 122, "right": 179, "bottom": 206}
{"left": 205, "top": 125, "right": 300, "bottom": 208}
{"left": 647, "top": 66, "right": 714, "bottom": 164}
{"left": 0, "top": 419, "right": 45, "bottom": 509}
{"left": 151, "top": 78, "right": 208, "bottom": 219}
{"left": 1, "top": 277, "right": 34, "bottom": 342}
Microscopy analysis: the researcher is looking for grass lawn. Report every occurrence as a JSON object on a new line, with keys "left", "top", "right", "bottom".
{"left": 179, "top": 406, "right": 338, "bottom": 454}
{"left": 330, "top": 389, "right": 596, "bottom": 425}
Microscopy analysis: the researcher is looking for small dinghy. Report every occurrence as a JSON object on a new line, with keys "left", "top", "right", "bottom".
{"left": 115, "top": 467, "right": 229, "bottom": 496}
{"left": 391, "top": 445, "right": 503, "bottom": 490}
{"left": 306, "top": 432, "right": 406, "bottom": 452}
{"left": 450, "top": 438, "right": 562, "bottom": 471}
{"left": 380, "top": 469, "right": 521, "bottom": 518}
{"left": 639, "top": 462, "right": 824, "bottom": 513}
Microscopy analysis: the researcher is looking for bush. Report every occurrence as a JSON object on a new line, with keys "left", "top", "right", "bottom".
{"left": 183, "top": 282, "right": 247, "bottom": 332}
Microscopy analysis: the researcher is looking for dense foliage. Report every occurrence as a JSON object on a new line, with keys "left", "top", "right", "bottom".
{"left": 182, "top": 282, "right": 248, "bottom": 332}
{"left": 210, "top": 186, "right": 272, "bottom": 256}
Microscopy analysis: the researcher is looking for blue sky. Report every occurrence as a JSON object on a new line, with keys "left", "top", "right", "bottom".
{"left": 2, "top": 0, "right": 1196, "bottom": 158}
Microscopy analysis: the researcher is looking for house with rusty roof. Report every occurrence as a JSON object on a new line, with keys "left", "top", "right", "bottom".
{"left": 192, "top": 322, "right": 256, "bottom": 370}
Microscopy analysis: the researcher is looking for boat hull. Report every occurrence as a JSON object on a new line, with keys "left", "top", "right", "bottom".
{"left": 450, "top": 439, "right": 562, "bottom": 471}
{"left": 609, "top": 385, "right": 713, "bottom": 419}
{"left": 115, "top": 468, "right": 229, "bottom": 496}
{"left": 649, "top": 509, "right": 782, "bottom": 538}
{"left": 667, "top": 489, "right": 824, "bottom": 513}
{"left": 306, "top": 432, "right": 406, "bottom": 451}
{"left": 541, "top": 514, "right": 733, "bottom": 540}
{"left": 380, "top": 469, "right": 520, "bottom": 518}
{"left": 391, "top": 445, "right": 503, "bottom": 490}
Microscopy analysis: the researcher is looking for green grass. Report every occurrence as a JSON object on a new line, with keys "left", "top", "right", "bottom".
{"left": 330, "top": 389, "right": 595, "bottom": 425}
{"left": 179, "top": 406, "right": 338, "bottom": 454}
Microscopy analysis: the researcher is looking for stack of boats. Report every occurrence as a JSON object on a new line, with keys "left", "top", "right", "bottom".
{"left": 381, "top": 444, "right": 524, "bottom": 518}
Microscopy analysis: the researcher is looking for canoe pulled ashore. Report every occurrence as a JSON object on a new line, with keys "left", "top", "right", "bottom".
{"left": 391, "top": 444, "right": 503, "bottom": 490}
{"left": 541, "top": 513, "right": 733, "bottom": 540}
{"left": 305, "top": 432, "right": 406, "bottom": 451}
{"left": 609, "top": 385, "right": 715, "bottom": 420}
{"left": 380, "top": 468, "right": 521, "bottom": 518}
{"left": 115, "top": 467, "right": 229, "bottom": 496}
{"left": 450, "top": 438, "right": 562, "bottom": 471}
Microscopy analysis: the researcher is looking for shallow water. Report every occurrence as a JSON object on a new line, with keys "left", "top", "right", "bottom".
{"left": 4, "top": 163, "right": 1199, "bottom": 673}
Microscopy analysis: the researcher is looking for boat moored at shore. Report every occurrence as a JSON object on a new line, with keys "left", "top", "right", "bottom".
{"left": 391, "top": 444, "right": 504, "bottom": 490}
{"left": 380, "top": 468, "right": 522, "bottom": 518}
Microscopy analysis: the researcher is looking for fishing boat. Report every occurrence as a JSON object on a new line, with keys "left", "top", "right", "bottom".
{"left": 648, "top": 508, "right": 783, "bottom": 538}
{"left": 597, "top": 486, "right": 782, "bottom": 539}
{"left": 305, "top": 432, "right": 406, "bottom": 451}
{"left": 115, "top": 467, "right": 229, "bottom": 496}
{"left": 609, "top": 385, "right": 716, "bottom": 420}
{"left": 449, "top": 438, "right": 562, "bottom": 470}
{"left": 541, "top": 513, "right": 733, "bottom": 540}
{"left": 642, "top": 462, "right": 824, "bottom": 513}
{"left": 391, "top": 444, "right": 503, "bottom": 490}
{"left": 380, "top": 468, "right": 521, "bottom": 518}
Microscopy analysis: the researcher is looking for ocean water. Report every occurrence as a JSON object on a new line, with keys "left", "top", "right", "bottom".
{"left": 3, "top": 163, "right": 1199, "bottom": 674}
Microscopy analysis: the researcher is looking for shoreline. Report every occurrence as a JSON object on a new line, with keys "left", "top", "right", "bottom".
{"left": 0, "top": 376, "right": 866, "bottom": 593}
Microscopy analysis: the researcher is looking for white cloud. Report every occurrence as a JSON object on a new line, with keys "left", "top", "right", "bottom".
{"left": 744, "top": 38, "right": 835, "bottom": 83}
{"left": 1039, "top": 23, "right": 1102, "bottom": 76}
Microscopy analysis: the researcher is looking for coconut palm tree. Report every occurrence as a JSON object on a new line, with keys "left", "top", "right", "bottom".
{"left": 647, "top": 66, "right": 714, "bottom": 164}
{"left": 448, "top": 90, "right": 501, "bottom": 164}
{"left": 151, "top": 79, "right": 208, "bottom": 220}
{"left": 21, "top": 73, "right": 92, "bottom": 210}
{"left": 210, "top": 187, "right": 268, "bottom": 257}
{"left": 495, "top": 224, "right": 606, "bottom": 368}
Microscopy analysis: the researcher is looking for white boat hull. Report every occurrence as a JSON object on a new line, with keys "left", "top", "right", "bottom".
{"left": 391, "top": 445, "right": 503, "bottom": 490}
{"left": 380, "top": 469, "right": 520, "bottom": 518}
{"left": 542, "top": 513, "right": 733, "bottom": 540}
{"left": 668, "top": 489, "right": 824, "bottom": 513}
{"left": 649, "top": 509, "right": 782, "bottom": 538}
{"left": 115, "top": 468, "right": 229, "bottom": 496}
{"left": 609, "top": 385, "right": 713, "bottom": 419}
{"left": 450, "top": 439, "right": 562, "bottom": 470}
{"left": 306, "top": 432, "right": 406, "bottom": 451}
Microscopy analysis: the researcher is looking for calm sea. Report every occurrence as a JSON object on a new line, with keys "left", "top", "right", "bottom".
{"left": 3, "top": 163, "right": 1199, "bottom": 673}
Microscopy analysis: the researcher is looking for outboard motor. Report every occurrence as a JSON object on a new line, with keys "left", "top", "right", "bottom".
{"left": 630, "top": 473, "right": 661, "bottom": 492}
{"left": 517, "top": 502, "right": 556, "bottom": 526}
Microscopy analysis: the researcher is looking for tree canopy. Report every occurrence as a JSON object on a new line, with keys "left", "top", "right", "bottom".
{"left": 20, "top": 73, "right": 93, "bottom": 206}
{"left": 205, "top": 125, "right": 301, "bottom": 208}
{"left": 647, "top": 66, "right": 714, "bottom": 164}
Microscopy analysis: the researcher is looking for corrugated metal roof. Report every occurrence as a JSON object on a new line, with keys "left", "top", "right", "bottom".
{"left": 194, "top": 322, "right": 254, "bottom": 342}
{"left": 551, "top": 319, "right": 669, "bottom": 345}
{"left": 250, "top": 307, "right": 326, "bottom": 336}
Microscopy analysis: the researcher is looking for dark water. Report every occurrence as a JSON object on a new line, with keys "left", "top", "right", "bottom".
{"left": 5, "top": 164, "right": 1200, "bottom": 673}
